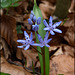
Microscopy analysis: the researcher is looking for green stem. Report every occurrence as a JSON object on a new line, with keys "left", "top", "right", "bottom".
{"left": 41, "top": 47, "right": 45, "bottom": 75}
{"left": 31, "top": 45, "right": 42, "bottom": 55}
{"left": 32, "top": 61, "right": 35, "bottom": 75}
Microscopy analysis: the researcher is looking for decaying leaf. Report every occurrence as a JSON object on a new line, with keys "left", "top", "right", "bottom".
{"left": 0, "top": 15, "right": 22, "bottom": 60}
{"left": 0, "top": 15, "right": 17, "bottom": 48}
{"left": 50, "top": 55, "right": 74, "bottom": 75}
{"left": 39, "top": 1, "right": 56, "bottom": 19}
{"left": 1, "top": 56, "right": 32, "bottom": 75}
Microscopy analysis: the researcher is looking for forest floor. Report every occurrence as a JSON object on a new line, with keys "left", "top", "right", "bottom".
{"left": 0, "top": 0, "right": 74, "bottom": 75}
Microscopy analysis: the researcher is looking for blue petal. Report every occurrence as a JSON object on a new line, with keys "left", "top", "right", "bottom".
{"left": 32, "top": 24, "right": 39, "bottom": 31}
{"left": 33, "top": 16, "right": 36, "bottom": 22}
{"left": 38, "top": 43, "right": 44, "bottom": 47}
{"left": 24, "top": 31, "right": 29, "bottom": 39}
{"left": 53, "top": 21, "right": 62, "bottom": 28}
{"left": 30, "top": 32, "right": 33, "bottom": 41}
{"left": 37, "top": 17, "right": 41, "bottom": 25}
{"left": 32, "top": 25, "right": 35, "bottom": 30}
{"left": 44, "top": 31, "right": 49, "bottom": 41}
{"left": 50, "top": 30, "right": 55, "bottom": 35}
{"left": 32, "top": 43, "right": 41, "bottom": 46}
{"left": 37, "top": 34, "right": 43, "bottom": 43}
{"left": 28, "top": 18, "right": 33, "bottom": 25}
{"left": 30, "top": 14, "right": 33, "bottom": 20}
{"left": 40, "top": 45, "right": 44, "bottom": 47}
{"left": 30, "top": 41, "right": 34, "bottom": 45}
{"left": 54, "top": 29, "right": 62, "bottom": 33}
{"left": 47, "top": 38, "right": 52, "bottom": 43}
{"left": 49, "top": 16, "right": 53, "bottom": 26}
{"left": 43, "top": 20, "right": 48, "bottom": 26}
{"left": 45, "top": 44, "right": 50, "bottom": 47}
{"left": 17, "top": 46, "right": 24, "bottom": 48}
{"left": 31, "top": 10, "right": 34, "bottom": 15}
{"left": 17, "top": 40, "right": 26, "bottom": 44}
{"left": 24, "top": 44, "right": 30, "bottom": 50}
{"left": 43, "top": 27, "right": 50, "bottom": 30}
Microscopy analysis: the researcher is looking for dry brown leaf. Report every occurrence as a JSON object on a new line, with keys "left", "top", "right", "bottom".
{"left": 49, "top": 45, "right": 63, "bottom": 56}
{"left": 0, "top": 15, "right": 23, "bottom": 61}
{"left": 1, "top": 56, "right": 32, "bottom": 75}
{"left": 62, "top": 45, "right": 74, "bottom": 57}
{"left": 22, "top": 49, "right": 38, "bottom": 68}
{"left": 50, "top": 54, "right": 74, "bottom": 75}
{"left": 49, "top": 44, "right": 74, "bottom": 59}
{"left": 59, "top": 18, "right": 74, "bottom": 46}
{"left": 39, "top": 1, "right": 56, "bottom": 19}
{"left": 0, "top": 15, "right": 17, "bottom": 49}
{"left": 0, "top": 15, "right": 18, "bottom": 59}
{"left": 69, "top": 0, "right": 75, "bottom": 13}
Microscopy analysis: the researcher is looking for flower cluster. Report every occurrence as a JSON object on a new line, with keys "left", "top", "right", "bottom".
{"left": 28, "top": 11, "right": 41, "bottom": 31}
{"left": 17, "top": 11, "right": 62, "bottom": 50}
{"left": 17, "top": 31, "right": 51, "bottom": 50}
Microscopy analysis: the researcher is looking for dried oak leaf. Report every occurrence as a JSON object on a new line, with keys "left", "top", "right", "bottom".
{"left": 1, "top": 56, "right": 32, "bottom": 75}
{"left": 0, "top": 15, "right": 18, "bottom": 59}
{"left": 50, "top": 55, "right": 74, "bottom": 75}
{"left": 0, "top": 15, "right": 17, "bottom": 48}
{"left": 39, "top": 1, "right": 56, "bottom": 19}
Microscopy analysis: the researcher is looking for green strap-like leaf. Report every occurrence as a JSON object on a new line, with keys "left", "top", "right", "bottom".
{"left": 0, "top": 72, "right": 10, "bottom": 75}
{"left": 33, "top": 0, "right": 49, "bottom": 75}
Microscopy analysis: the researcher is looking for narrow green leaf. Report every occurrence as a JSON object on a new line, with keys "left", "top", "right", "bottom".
{"left": 45, "top": 47, "right": 49, "bottom": 75}
{"left": 32, "top": 61, "right": 35, "bottom": 75}
{"left": 0, "top": 72, "right": 10, "bottom": 75}
{"left": 33, "top": 0, "right": 49, "bottom": 75}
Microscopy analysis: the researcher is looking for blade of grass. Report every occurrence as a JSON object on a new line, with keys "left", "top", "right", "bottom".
{"left": 0, "top": 72, "right": 10, "bottom": 75}
{"left": 32, "top": 61, "right": 35, "bottom": 75}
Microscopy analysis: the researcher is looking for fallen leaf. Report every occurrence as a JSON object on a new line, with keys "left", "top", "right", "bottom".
{"left": 50, "top": 54, "right": 74, "bottom": 75}
{"left": 1, "top": 56, "right": 32, "bottom": 75}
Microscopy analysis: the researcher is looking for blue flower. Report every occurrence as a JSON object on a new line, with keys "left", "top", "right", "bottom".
{"left": 37, "top": 17, "right": 41, "bottom": 25}
{"left": 30, "top": 10, "right": 34, "bottom": 20}
{"left": 32, "top": 24, "right": 39, "bottom": 32}
{"left": 33, "top": 32, "right": 52, "bottom": 47}
{"left": 17, "top": 31, "right": 34, "bottom": 50}
{"left": 28, "top": 11, "right": 41, "bottom": 31}
{"left": 43, "top": 16, "right": 62, "bottom": 35}
{"left": 28, "top": 18, "right": 33, "bottom": 25}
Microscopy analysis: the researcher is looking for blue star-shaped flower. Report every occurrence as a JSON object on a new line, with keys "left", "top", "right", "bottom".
{"left": 28, "top": 11, "right": 41, "bottom": 31}
{"left": 17, "top": 31, "right": 34, "bottom": 50}
{"left": 43, "top": 16, "right": 62, "bottom": 35}
{"left": 33, "top": 32, "right": 52, "bottom": 47}
{"left": 32, "top": 24, "right": 39, "bottom": 32}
